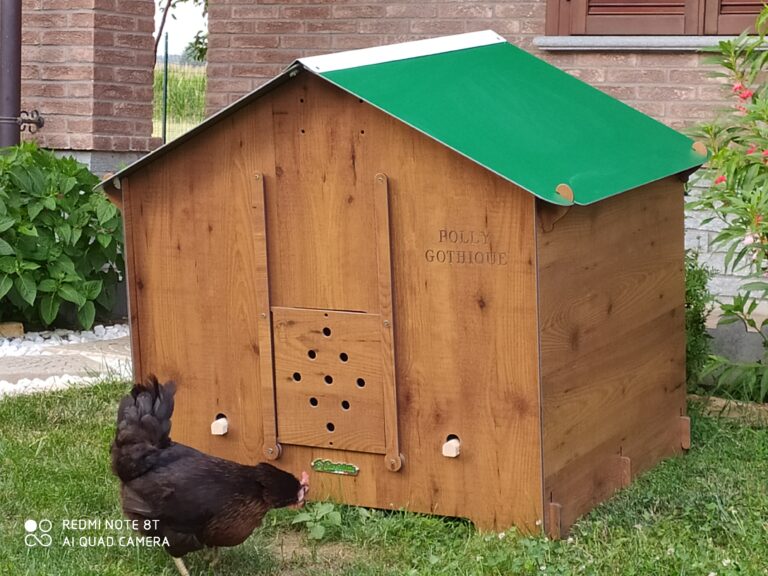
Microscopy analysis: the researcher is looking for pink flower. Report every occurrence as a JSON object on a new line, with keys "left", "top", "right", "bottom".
{"left": 714, "top": 175, "right": 727, "bottom": 185}
{"left": 762, "top": 150, "right": 768, "bottom": 157}
{"left": 736, "top": 104, "right": 748, "bottom": 114}
{"left": 739, "top": 89, "right": 754, "bottom": 100}
{"left": 745, "top": 233, "right": 759, "bottom": 245}
{"left": 747, "top": 144, "right": 758, "bottom": 154}
{"left": 733, "top": 82, "right": 746, "bottom": 93}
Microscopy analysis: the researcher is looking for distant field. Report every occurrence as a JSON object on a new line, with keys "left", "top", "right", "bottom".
{"left": 153, "top": 64, "right": 207, "bottom": 142}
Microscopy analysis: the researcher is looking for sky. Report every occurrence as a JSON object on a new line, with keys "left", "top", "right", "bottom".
{"left": 154, "top": 2, "right": 207, "bottom": 56}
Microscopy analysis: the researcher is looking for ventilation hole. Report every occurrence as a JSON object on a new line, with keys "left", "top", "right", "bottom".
{"left": 322, "top": 326, "right": 332, "bottom": 337}
{"left": 324, "top": 375, "right": 334, "bottom": 385}
{"left": 341, "top": 400, "right": 350, "bottom": 410}
{"left": 309, "top": 397, "right": 318, "bottom": 407}
{"left": 326, "top": 422, "right": 335, "bottom": 432}
{"left": 339, "top": 352, "right": 349, "bottom": 363}
{"left": 307, "top": 349, "right": 317, "bottom": 360}
{"left": 356, "top": 377, "right": 366, "bottom": 388}
{"left": 446, "top": 434, "right": 460, "bottom": 442}
{"left": 299, "top": 98, "right": 305, "bottom": 103}
{"left": 300, "top": 128, "right": 305, "bottom": 134}
{"left": 329, "top": 441, "right": 334, "bottom": 446}
{"left": 215, "top": 413, "right": 226, "bottom": 420}
{"left": 292, "top": 372, "right": 302, "bottom": 382}
{"left": 358, "top": 99, "right": 363, "bottom": 103}
{"left": 360, "top": 129, "right": 365, "bottom": 134}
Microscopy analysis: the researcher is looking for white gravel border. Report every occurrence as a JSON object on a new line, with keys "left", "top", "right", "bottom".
{"left": 0, "top": 324, "right": 129, "bottom": 356}
{"left": 0, "top": 324, "right": 132, "bottom": 398}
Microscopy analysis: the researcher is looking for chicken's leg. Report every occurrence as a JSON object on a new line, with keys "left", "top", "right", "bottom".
{"left": 173, "top": 557, "right": 191, "bottom": 576}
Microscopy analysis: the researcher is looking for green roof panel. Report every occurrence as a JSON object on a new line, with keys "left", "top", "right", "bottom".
{"left": 319, "top": 40, "right": 705, "bottom": 206}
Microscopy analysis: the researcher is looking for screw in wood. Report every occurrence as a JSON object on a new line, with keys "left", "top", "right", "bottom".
{"left": 383, "top": 320, "right": 390, "bottom": 327}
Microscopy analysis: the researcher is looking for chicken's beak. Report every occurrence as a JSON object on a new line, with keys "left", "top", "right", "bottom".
{"left": 293, "top": 471, "right": 310, "bottom": 508}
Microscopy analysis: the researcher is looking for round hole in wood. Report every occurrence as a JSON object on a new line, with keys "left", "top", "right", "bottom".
{"left": 300, "top": 98, "right": 305, "bottom": 103}
{"left": 309, "top": 397, "right": 318, "bottom": 407}
{"left": 360, "top": 129, "right": 365, "bottom": 135}
{"left": 292, "top": 372, "right": 302, "bottom": 382}
{"left": 339, "top": 352, "right": 349, "bottom": 362}
{"left": 326, "top": 422, "right": 335, "bottom": 432}
{"left": 308, "top": 349, "right": 317, "bottom": 360}
{"left": 322, "top": 327, "right": 332, "bottom": 337}
{"left": 356, "top": 377, "right": 366, "bottom": 388}
{"left": 324, "top": 374, "right": 334, "bottom": 385}
{"left": 215, "top": 413, "right": 226, "bottom": 420}
{"left": 300, "top": 128, "right": 305, "bottom": 134}
{"left": 446, "top": 434, "right": 460, "bottom": 442}
{"left": 341, "top": 400, "right": 350, "bottom": 410}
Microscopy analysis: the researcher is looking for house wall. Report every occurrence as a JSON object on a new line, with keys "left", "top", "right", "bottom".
{"left": 20, "top": 0, "right": 157, "bottom": 169}
{"left": 205, "top": 0, "right": 731, "bottom": 130}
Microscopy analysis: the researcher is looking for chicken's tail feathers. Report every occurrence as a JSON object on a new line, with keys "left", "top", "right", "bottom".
{"left": 112, "top": 374, "right": 177, "bottom": 481}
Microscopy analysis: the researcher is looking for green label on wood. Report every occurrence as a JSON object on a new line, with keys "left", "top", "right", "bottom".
{"left": 311, "top": 458, "right": 360, "bottom": 476}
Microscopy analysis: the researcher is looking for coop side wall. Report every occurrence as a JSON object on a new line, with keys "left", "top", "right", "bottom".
{"left": 536, "top": 177, "right": 687, "bottom": 536}
{"left": 119, "top": 103, "right": 278, "bottom": 464}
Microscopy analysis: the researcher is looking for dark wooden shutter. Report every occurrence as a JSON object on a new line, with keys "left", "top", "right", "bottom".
{"left": 704, "top": 0, "right": 762, "bottom": 33}
{"left": 569, "top": 0, "right": 702, "bottom": 34}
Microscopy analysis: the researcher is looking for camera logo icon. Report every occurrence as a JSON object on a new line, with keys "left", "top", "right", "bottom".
{"left": 24, "top": 519, "right": 53, "bottom": 547}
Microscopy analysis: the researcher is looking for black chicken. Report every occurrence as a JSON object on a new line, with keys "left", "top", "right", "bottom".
{"left": 111, "top": 376, "right": 309, "bottom": 576}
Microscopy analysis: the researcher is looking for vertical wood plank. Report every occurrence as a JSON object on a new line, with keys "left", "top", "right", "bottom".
{"left": 680, "top": 415, "right": 691, "bottom": 450}
{"left": 120, "top": 178, "right": 143, "bottom": 381}
{"left": 252, "top": 172, "right": 280, "bottom": 460}
{"left": 373, "top": 173, "right": 402, "bottom": 472}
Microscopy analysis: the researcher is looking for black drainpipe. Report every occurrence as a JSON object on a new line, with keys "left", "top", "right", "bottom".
{"left": 0, "top": 0, "right": 22, "bottom": 147}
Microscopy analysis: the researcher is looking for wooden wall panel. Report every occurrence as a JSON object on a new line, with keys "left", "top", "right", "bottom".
{"left": 124, "top": 98, "right": 277, "bottom": 464}
{"left": 537, "top": 178, "right": 686, "bottom": 534}
{"left": 267, "top": 79, "right": 380, "bottom": 313}
{"left": 124, "top": 73, "right": 543, "bottom": 531}
{"left": 268, "top": 75, "right": 543, "bottom": 531}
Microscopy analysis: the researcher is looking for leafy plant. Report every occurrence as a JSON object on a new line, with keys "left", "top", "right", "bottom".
{"left": 0, "top": 142, "right": 123, "bottom": 329}
{"left": 685, "top": 250, "right": 713, "bottom": 387}
{"left": 687, "top": 6, "right": 768, "bottom": 402}
{"left": 291, "top": 501, "right": 342, "bottom": 541}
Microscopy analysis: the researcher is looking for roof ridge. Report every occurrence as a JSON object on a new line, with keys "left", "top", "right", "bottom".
{"left": 298, "top": 30, "right": 505, "bottom": 74}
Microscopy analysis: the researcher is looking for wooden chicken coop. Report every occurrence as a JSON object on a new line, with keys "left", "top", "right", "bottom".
{"left": 102, "top": 31, "right": 706, "bottom": 537}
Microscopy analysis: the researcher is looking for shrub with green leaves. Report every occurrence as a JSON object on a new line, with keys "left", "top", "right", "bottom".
{"left": 685, "top": 250, "right": 713, "bottom": 387}
{"left": 687, "top": 6, "right": 768, "bottom": 402}
{"left": 0, "top": 142, "right": 123, "bottom": 330}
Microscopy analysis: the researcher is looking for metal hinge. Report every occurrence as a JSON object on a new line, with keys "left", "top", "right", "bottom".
{"left": 0, "top": 110, "right": 45, "bottom": 133}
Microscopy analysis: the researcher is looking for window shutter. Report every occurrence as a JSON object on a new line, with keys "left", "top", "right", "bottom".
{"left": 704, "top": 0, "right": 762, "bottom": 33}
{"left": 569, "top": 0, "right": 702, "bottom": 34}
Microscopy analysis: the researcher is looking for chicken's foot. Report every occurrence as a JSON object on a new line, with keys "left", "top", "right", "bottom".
{"left": 173, "top": 557, "right": 191, "bottom": 576}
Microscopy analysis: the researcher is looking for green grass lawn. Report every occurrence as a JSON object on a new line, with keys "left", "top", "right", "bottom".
{"left": 1, "top": 382, "right": 766, "bottom": 575}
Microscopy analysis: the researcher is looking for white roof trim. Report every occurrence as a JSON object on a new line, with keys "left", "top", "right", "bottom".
{"left": 298, "top": 30, "right": 506, "bottom": 73}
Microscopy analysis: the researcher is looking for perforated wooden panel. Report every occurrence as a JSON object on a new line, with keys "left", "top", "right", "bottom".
{"left": 273, "top": 306, "right": 387, "bottom": 454}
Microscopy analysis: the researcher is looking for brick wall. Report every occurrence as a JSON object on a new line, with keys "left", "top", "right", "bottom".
{"left": 21, "top": 0, "right": 156, "bottom": 155}
{"left": 205, "top": 0, "right": 731, "bottom": 129}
